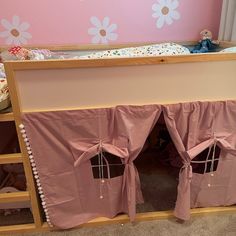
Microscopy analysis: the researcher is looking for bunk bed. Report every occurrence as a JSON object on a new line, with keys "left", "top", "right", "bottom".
{"left": 1, "top": 41, "right": 236, "bottom": 233}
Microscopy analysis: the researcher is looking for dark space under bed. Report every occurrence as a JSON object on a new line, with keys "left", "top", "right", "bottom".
{"left": 135, "top": 116, "right": 180, "bottom": 213}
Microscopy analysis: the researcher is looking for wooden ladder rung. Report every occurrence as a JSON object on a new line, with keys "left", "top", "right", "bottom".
{"left": 0, "top": 223, "right": 37, "bottom": 234}
{"left": 0, "top": 112, "right": 14, "bottom": 122}
{"left": 0, "top": 191, "right": 30, "bottom": 203}
{"left": 0, "top": 153, "right": 23, "bottom": 164}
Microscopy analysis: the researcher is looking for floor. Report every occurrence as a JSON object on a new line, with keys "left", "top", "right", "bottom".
{"left": 7, "top": 213, "right": 236, "bottom": 236}
{"left": 136, "top": 148, "right": 179, "bottom": 213}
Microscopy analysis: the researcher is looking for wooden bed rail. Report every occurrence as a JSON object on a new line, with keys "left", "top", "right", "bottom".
{"left": 4, "top": 52, "right": 236, "bottom": 71}
{"left": 0, "top": 40, "right": 235, "bottom": 52}
{"left": 1, "top": 207, "right": 236, "bottom": 234}
{"left": 0, "top": 41, "right": 198, "bottom": 52}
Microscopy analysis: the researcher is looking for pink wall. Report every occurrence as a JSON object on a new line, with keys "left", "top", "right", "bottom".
{"left": 0, "top": 0, "right": 223, "bottom": 46}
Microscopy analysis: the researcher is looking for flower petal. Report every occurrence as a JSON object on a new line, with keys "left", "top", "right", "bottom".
{"left": 102, "top": 17, "right": 110, "bottom": 28}
{"left": 13, "top": 37, "right": 21, "bottom": 46}
{"left": 90, "top": 16, "right": 101, "bottom": 28}
{"left": 21, "top": 31, "right": 32, "bottom": 39}
{"left": 152, "top": 12, "right": 161, "bottom": 18}
{"left": 106, "top": 32, "right": 118, "bottom": 41}
{"left": 152, "top": 3, "right": 161, "bottom": 12}
{"left": 170, "top": 0, "right": 179, "bottom": 10}
{"left": 157, "top": 0, "right": 166, "bottom": 6}
{"left": 0, "top": 31, "right": 10, "bottom": 38}
{"left": 18, "top": 36, "right": 27, "bottom": 45}
{"left": 106, "top": 24, "right": 117, "bottom": 33}
{"left": 165, "top": 15, "right": 173, "bottom": 25}
{"left": 6, "top": 36, "right": 14, "bottom": 45}
{"left": 19, "top": 22, "right": 30, "bottom": 31}
{"left": 156, "top": 17, "right": 165, "bottom": 28}
{"left": 1, "top": 19, "right": 12, "bottom": 30}
{"left": 166, "top": 0, "right": 172, "bottom": 7}
{"left": 12, "top": 15, "right": 20, "bottom": 27}
{"left": 88, "top": 27, "right": 99, "bottom": 35}
{"left": 91, "top": 35, "right": 101, "bottom": 44}
{"left": 170, "top": 10, "right": 180, "bottom": 20}
{"left": 101, "top": 37, "right": 108, "bottom": 44}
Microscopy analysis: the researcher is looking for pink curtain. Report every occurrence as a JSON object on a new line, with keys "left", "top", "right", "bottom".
{"left": 23, "top": 108, "right": 123, "bottom": 228}
{"left": 22, "top": 101, "right": 236, "bottom": 226}
{"left": 163, "top": 101, "right": 236, "bottom": 220}
{"left": 22, "top": 105, "right": 161, "bottom": 228}
{"left": 115, "top": 105, "right": 162, "bottom": 220}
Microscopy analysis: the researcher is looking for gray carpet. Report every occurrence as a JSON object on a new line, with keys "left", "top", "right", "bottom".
{"left": 7, "top": 213, "right": 236, "bottom": 236}
{"left": 136, "top": 148, "right": 179, "bottom": 213}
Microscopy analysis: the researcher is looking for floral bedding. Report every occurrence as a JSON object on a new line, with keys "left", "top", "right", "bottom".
{"left": 79, "top": 43, "right": 191, "bottom": 59}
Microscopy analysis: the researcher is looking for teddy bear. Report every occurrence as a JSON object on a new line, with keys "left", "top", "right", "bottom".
{"left": 191, "top": 29, "right": 219, "bottom": 53}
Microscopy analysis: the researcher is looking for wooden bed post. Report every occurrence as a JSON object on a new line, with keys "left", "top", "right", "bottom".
{"left": 3, "top": 63, "right": 43, "bottom": 229}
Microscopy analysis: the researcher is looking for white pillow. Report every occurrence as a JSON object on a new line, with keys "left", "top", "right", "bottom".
{"left": 220, "top": 47, "right": 236, "bottom": 53}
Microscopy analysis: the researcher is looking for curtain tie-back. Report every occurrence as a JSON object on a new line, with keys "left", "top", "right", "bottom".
{"left": 71, "top": 139, "right": 129, "bottom": 200}
{"left": 187, "top": 133, "right": 236, "bottom": 161}
{"left": 181, "top": 162, "right": 193, "bottom": 180}
{"left": 185, "top": 135, "right": 236, "bottom": 178}
{"left": 72, "top": 139, "right": 129, "bottom": 167}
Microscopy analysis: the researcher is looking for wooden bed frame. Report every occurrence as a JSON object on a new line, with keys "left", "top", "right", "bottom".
{"left": 1, "top": 42, "right": 236, "bottom": 233}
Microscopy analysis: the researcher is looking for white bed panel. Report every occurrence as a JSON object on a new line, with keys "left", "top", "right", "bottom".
{"left": 15, "top": 60, "right": 236, "bottom": 112}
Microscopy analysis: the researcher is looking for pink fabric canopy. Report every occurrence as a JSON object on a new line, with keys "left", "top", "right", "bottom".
{"left": 115, "top": 105, "right": 161, "bottom": 220}
{"left": 22, "top": 101, "right": 236, "bottom": 228}
{"left": 163, "top": 101, "right": 236, "bottom": 220}
{"left": 22, "top": 105, "right": 161, "bottom": 229}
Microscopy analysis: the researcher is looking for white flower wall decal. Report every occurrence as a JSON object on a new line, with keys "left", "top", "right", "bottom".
{"left": 152, "top": 0, "right": 180, "bottom": 29}
{"left": 88, "top": 17, "right": 118, "bottom": 44}
{"left": 0, "top": 15, "right": 32, "bottom": 45}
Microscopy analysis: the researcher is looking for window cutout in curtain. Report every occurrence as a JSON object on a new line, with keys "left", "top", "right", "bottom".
{"left": 192, "top": 146, "right": 221, "bottom": 174}
{"left": 90, "top": 152, "right": 125, "bottom": 179}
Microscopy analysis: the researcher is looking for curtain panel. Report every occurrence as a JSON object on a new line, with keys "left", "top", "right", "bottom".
{"left": 22, "top": 105, "right": 161, "bottom": 228}
{"left": 163, "top": 101, "right": 236, "bottom": 220}
{"left": 22, "top": 101, "right": 236, "bottom": 227}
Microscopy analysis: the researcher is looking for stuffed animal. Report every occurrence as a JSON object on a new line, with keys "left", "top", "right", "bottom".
{"left": 191, "top": 29, "right": 219, "bottom": 53}
{"left": 0, "top": 46, "right": 33, "bottom": 61}
{"left": 0, "top": 47, "right": 55, "bottom": 63}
